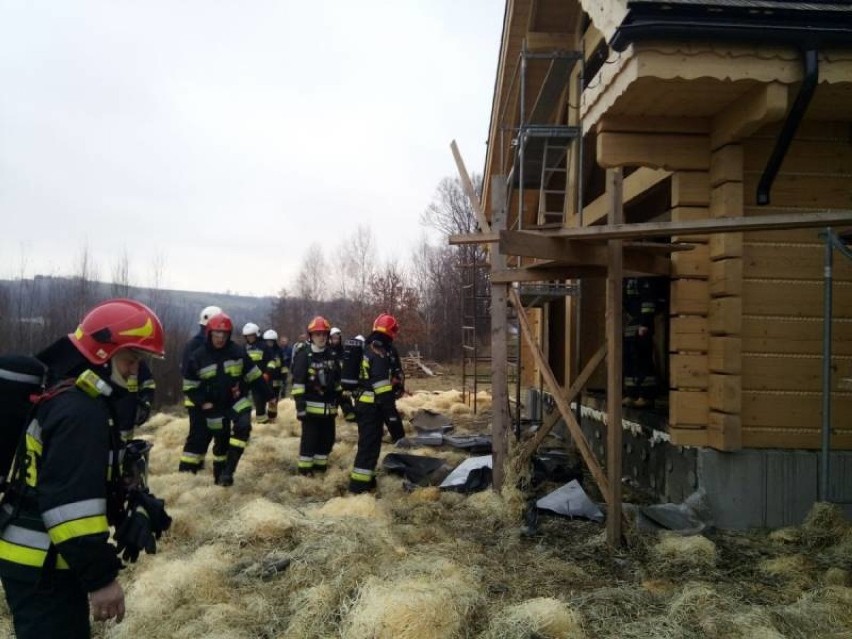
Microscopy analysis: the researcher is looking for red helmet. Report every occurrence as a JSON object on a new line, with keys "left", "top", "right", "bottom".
{"left": 205, "top": 312, "right": 234, "bottom": 337}
{"left": 307, "top": 316, "right": 331, "bottom": 334}
{"left": 69, "top": 299, "right": 165, "bottom": 365}
{"left": 373, "top": 313, "right": 399, "bottom": 339}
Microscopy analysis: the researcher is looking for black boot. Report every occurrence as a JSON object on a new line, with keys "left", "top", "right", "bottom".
{"left": 216, "top": 448, "right": 243, "bottom": 487}
{"left": 213, "top": 461, "right": 226, "bottom": 484}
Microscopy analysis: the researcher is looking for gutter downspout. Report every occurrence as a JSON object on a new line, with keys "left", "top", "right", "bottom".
{"left": 756, "top": 48, "right": 819, "bottom": 205}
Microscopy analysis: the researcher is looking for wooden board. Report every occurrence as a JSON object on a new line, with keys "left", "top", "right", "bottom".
{"left": 742, "top": 391, "right": 852, "bottom": 429}
{"left": 710, "top": 258, "right": 743, "bottom": 297}
{"left": 708, "top": 411, "right": 742, "bottom": 451}
{"left": 709, "top": 296, "right": 742, "bottom": 336}
{"left": 743, "top": 244, "right": 852, "bottom": 282}
{"left": 710, "top": 181, "right": 744, "bottom": 218}
{"left": 597, "top": 132, "right": 711, "bottom": 171}
{"left": 672, "top": 244, "right": 710, "bottom": 279}
{"left": 742, "top": 316, "right": 852, "bottom": 356}
{"left": 670, "top": 315, "right": 709, "bottom": 352}
{"left": 710, "top": 232, "right": 743, "bottom": 261}
{"left": 741, "top": 354, "right": 849, "bottom": 392}
{"left": 670, "top": 353, "right": 709, "bottom": 390}
{"left": 671, "top": 206, "right": 710, "bottom": 243}
{"left": 709, "top": 373, "right": 742, "bottom": 414}
{"left": 742, "top": 280, "right": 852, "bottom": 317}
{"left": 709, "top": 336, "right": 742, "bottom": 374}
{"left": 743, "top": 174, "right": 852, "bottom": 209}
{"left": 710, "top": 145, "right": 744, "bottom": 188}
{"left": 743, "top": 137, "right": 852, "bottom": 175}
{"left": 670, "top": 390, "right": 709, "bottom": 426}
{"left": 671, "top": 279, "right": 710, "bottom": 315}
{"left": 671, "top": 171, "right": 710, "bottom": 207}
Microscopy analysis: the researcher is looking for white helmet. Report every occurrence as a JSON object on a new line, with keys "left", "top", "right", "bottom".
{"left": 242, "top": 322, "right": 261, "bottom": 337}
{"left": 355, "top": 334, "right": 365, "bottom": 343}
{"left": 199, "top": 305, "right": 223, "bottom": 326}
{"left": 330, "top": 327, "right": 342, "bottom": 337}
{"left": 263, "top": 329, "right": 278, "bottom": 341}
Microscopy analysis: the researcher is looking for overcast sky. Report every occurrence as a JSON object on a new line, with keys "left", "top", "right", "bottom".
{"left": 0, "top": 1, "right": 502, "bottom": 296}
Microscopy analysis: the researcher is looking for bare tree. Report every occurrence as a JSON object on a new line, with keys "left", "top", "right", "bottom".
{"left": 296, "top": 243, "right": 327, "bottom": 303}
{"left": 111, "top": 249, "right": 133, "bottom": 298}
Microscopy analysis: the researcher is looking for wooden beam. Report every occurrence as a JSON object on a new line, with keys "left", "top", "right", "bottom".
{"left": 578, "top": 167, "right": 670, "bottom": 227}
{"left": 450, "top": 140, "right": 491, "bottom": 234}
{"left": 509, "top": 287, "right": 613, "bottom": 504}
{"left": 597, "top": 132, "right": 710, "bottom": 171}
{"left": 526, "top": 31, "right": 574, "bottom": 52}
{"left": 711, "top": 82, "right": 788, "bottom": 150}
{"left": 513, "top": 344, "right": 607, "bottom": 471}
{"left": 542, "top": 210, "right": 852, "bottom": 241}
{"left": 490, "top": 176, "right": 508, "bottom": 491}
{"left": 491, "top": 265, "right": 607, "bottom": 283}
{"left": 449, "top": 231, "right": 500, "bottom": 245}
{"left": 596, "top": 115, "right": 711, "bottom": 136}
{"left": 606, "top": 168, "right": 624, "bottom": 547}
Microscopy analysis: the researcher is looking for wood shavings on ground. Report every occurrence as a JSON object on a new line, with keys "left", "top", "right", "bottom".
{"left": 2, "top": 388, "right": 850, "bottom": 638}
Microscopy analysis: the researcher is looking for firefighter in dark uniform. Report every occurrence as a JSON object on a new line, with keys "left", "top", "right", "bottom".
{"left": 242, "top": 322, "right": 269, "bottom": 424}
{"left": 183, "top": 313, "right": 271, "bottom": 486}
{"left": 291, "top": 316, "right": 341, "bottom": 475}
{"left": 279, "top": 336, "right": 292, "bottom": 397}
{"left": 623, "top": 277, "right": 664, "bottom": 408}
{"left": 329, "top": 327, "right": 356, "bottom": 422}
{"left": 348, "top": 313, "right": 406, "bottom": 494}
{"left": 178, "top": 305, "right": 222, "bottom": 473}
{"left": 261, "top": 329, "right": 284, "bottom": 421}
{"left": 0, "top": 299, "right": 171, "bottom": 638}
{"left": 113, "top": 359, "right": 156, "bottom": 445}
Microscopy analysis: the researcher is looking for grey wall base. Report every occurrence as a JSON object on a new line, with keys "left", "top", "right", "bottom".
{"left": 697, "top": 449, "right": 852, "bottom": 530}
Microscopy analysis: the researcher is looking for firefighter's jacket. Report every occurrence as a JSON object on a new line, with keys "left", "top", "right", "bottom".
{"left": 357, "top": 332, "right": 404, "bottom": 408}
{"left": 291, "top": 344, "right": 341, "bottom": 417}
{"left": 263, "top": 343, "right": 285, "bottom": 383}
{"left": 114, "top": 359, "right": 156, "bottom": 443}
{"left": 244, "top": 339, "right": 265, "bottom": 370}
{"left": 0, "top": 374, "right": 123, "bottom": 592}
{"left": 624, "top": 278, "right": 664, "bottom": 338}
{"left": 183, "top": 340, "right": 270, "bottom": 419}
{"left": 181, "top": 328, "right": 206, "bottom": 407}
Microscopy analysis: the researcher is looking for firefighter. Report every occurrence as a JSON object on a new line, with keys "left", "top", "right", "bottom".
{"left": 0, "top": 299, "right": 171, "bottom": 638}
{"left": 623, "top": 277, "right": 664, "bottom": 408}
{"left": 183, "top": 313, "right": 271, "bottom": 486}
{"left": 291, "top": 316, "right": 341, "bottom": 475}
{"left": 328, "top": 327, "right": 356, "bottom": 422}
{"left": 113, "top": 358, "right": 156, "bottom": 445}
{"left": 262, "top": 329, "right": 284, "bottom": 421}
{"left": 178, "top": 305, "right": 222, "bottom": 473}
{"left": 241, "top": 322, "right": 269, "bottom": 423}
{"left": 279, "top": 335, "right": 292, "bottom": 397}
{"left": 348, "top": 313, "right": 406, "bottom": 494}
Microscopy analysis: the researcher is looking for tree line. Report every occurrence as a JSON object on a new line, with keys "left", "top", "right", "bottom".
{"left": 0, "top": 175, "right": 487, "bottom": 407}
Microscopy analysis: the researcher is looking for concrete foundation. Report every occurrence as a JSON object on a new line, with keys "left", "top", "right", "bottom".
{"left": 534, "top": 389, "right": 852, "bottom": 530}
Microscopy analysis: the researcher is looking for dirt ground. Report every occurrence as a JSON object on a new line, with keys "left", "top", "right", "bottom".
{"left": 1, "top": 375, "right": 850, "bottom": 638}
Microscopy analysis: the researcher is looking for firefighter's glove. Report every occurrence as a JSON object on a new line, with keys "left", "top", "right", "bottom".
{"left": 295, "top": 400, "right": 306, "bottom": 422}
{"left": 134, "top": 400, "right": 152, "bottom": 426}
{"left": 114, "top": 508, "right": 155, "bottom": 563}
{"left": 134, "top": 490, "right": 172, "bottom": 539}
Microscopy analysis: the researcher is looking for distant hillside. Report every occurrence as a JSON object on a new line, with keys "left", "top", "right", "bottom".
{"left": 0, "top": 275, "right": 278, "bottom": 339}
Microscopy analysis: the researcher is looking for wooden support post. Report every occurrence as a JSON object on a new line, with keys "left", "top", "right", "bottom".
{"left": 451, "top": 140, "right": 491, "bottom": 234}
{"left": 509, "top": 288, "right": 612, "bottom": 503}
{"left": 606, "top": 168, "right": 624, "bottom": 547}
{"left": 490, "top": 176, "right": 509, "bottom": 491}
